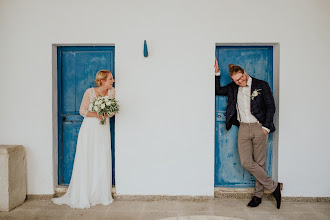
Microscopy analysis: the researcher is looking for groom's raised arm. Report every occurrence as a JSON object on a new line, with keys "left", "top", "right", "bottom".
{"left": 215, "top": 75, "right": 230, "bottom": 96}
{"left": 214, "top": 58, "right": 229, "bottom": 96}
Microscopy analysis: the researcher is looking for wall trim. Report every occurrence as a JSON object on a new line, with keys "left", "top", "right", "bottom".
{"left": 51, "top": 44, "right": 116, "bottom": 191}
{"left": 214, "top": 42, "right": 280, "bottom": 182}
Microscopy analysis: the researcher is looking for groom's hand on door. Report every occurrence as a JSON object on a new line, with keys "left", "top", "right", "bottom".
{"left": 214, "top": 57, "right": 220, "bottom": 74}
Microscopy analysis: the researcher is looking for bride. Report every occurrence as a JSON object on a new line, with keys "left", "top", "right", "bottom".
{"left": 53, "top": 70, "right": 116, "bottom": 209}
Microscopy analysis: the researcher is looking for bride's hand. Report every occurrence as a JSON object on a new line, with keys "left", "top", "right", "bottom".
{"left": 97, "top": 113, "right": 114, "bottom": 119}
{"left": 99, "top": 114, "right": 114, "bottom": 119}
{"left": 106, "top": 113, "right": 115, "bottom": 118}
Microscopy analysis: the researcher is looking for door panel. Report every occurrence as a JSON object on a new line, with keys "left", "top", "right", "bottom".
{"left": 62, "top": 122, "right": 81, "bottom": 184}
{"left": 75, "top": 51, "right": 112, "bottom": 111}
{"left": 62, "top": 52, "right": 76, "bottom": 113}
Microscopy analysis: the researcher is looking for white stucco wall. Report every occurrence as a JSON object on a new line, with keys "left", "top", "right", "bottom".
{"left": 0, "top": 0, "right": 329, "bottom": 197}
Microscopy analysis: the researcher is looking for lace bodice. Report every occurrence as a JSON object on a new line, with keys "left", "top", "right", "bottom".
{"left": 79, "top": 87, "right": 116, "bottom": 117}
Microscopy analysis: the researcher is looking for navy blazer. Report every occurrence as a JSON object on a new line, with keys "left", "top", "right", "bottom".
{"left": 215, "top": 75, "right": 276, "bottom": 133}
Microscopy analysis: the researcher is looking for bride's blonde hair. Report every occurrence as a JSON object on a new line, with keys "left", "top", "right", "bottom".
{"left": 95, "top": 70, "right": 111, "bottom": 86}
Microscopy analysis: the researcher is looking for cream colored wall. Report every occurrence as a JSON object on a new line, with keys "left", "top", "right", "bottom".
{"left": 0, "top": 0, "right": 329, "bottom": 197}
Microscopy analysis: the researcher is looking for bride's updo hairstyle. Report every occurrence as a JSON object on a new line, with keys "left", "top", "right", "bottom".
{"left": 228, "top": 64, "right": 244, "bottom": 77}
{"left": 95, "top": 70, "right": 111, "bottom": 86}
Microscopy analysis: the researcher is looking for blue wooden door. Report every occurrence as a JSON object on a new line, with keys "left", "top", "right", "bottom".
{"left": 58, "top": 46, "right": 115, "bottom": 185}
{"left": 215, "top": 46, "right": 273, "bottom": 187}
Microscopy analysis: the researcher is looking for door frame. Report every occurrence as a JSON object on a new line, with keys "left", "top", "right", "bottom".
{"left": 214, "top": 43, "right": 280, "bottom": 186}
{"left": 51, "top": 44, "right": 116, "bottom": 189}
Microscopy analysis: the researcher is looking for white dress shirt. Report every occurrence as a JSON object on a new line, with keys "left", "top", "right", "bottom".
{"left": 237, "top": 76, "right": 270, "bottom": 133}
{"left": 215, "top": 71, "right": 270, "bottom": 133}
{"left": 237, "top": 76, "right": 258, "bottom": 123}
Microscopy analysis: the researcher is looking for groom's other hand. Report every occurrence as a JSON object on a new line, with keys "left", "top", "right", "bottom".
{"left": 262, "top": 128, "right": 269, "bottom": 135}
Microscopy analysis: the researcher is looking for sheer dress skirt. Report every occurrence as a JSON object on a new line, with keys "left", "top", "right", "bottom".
{"left": 52, "top": 117, "right": 113, "bottom": 209}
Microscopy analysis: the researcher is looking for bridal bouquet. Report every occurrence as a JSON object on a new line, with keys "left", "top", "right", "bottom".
{"left": 92, "top": 95, "right": 120, "bottom": 125}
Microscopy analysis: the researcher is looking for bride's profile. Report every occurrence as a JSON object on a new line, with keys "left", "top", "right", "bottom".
{"left": 53, "top": 70, "right": 116, "bottom": 209}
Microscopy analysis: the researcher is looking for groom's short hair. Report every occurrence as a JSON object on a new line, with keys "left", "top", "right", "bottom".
{"left": 228, "top": 64, "right": 244, "bottom": 77}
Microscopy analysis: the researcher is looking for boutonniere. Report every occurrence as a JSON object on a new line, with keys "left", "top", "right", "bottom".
{"left": 251, "top": 89, "right": 262, "bottom": 100}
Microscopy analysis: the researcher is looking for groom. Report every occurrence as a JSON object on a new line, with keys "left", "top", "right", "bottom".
{"left": 214, "top": 59, "right": 282, "bottom": 209}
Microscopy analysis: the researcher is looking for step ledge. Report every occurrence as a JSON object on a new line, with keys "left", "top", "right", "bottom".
{"left": 26, "top": 186, "right": 329, "bottom": 203}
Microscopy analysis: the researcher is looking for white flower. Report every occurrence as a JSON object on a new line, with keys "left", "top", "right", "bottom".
{"left": 101, "top": 104, "right": 105, "bottom": 109}
{"left": 251, "top": 89, "right": 262, "bottom": 100}
{"left": 106, "top": 101, "right": 111, "bottom": 106}
{"left": 94, "top": 106, "right": 99, "bottom": 111}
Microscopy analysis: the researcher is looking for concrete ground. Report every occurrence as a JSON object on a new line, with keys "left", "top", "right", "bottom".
{"left": 0, "top": 198, "right": 329, "bottom": 220}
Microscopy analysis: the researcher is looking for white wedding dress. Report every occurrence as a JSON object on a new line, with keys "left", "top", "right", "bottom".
{"left": 52, "top": 87, "right": 115, "bottom": 209}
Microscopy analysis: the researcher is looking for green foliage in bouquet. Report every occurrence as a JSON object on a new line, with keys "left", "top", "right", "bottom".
{"left": 92, "top": 95, "right": 120, "bottom": 125}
